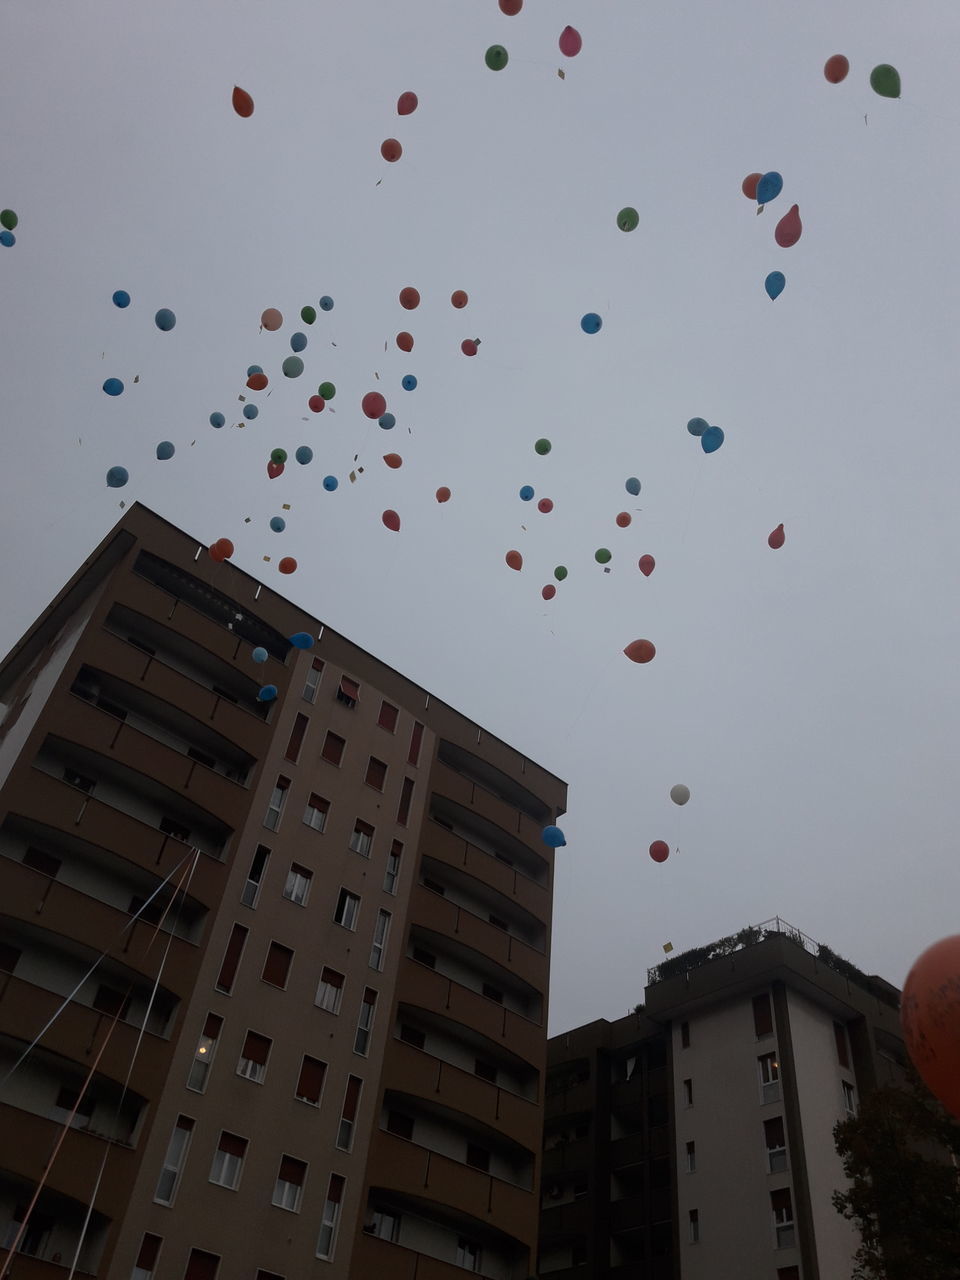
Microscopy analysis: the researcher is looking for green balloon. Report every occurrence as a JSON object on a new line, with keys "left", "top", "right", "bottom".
{"left": 534, "top": 438, "right": 552, "bottom": 455}
{"left": 595, "top": 548, "right": 612, "bottom": 564}
{"left": 617, "top": 207, "right": 639, "bottom": 232}
{"left": 485, "top": 44, "right": 509, "bottom": 71}
{"left": 318, "top": 381, "right": 336, "bottom": 400}
{"left": 271, "top": 448, "right": 288, "bottom": 464}
{"left": 870, "top": 64, "right": 901, "bottom": 98}
{"left": 0, "top": 210, "right": 18, "bottom": 231}
{"left": 301, "top": 305, "right": 317, "bottom": 325}
{"left": 282, "top": 355, "right": 304, "bottom": 378}
{"left": 554, "top": 566, "right": 568, "bottom": 581}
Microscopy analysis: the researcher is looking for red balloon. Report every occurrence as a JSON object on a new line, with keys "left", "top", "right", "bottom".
{"left": 505, "top": 550, "right": 523, "bottom": 571}
{"left": 775, "top": 204, "right": 802, "bottom": 248}
{"left": 461, "top": 339, "right": 478, "bottom": 356}
{"left": 901, "top": 935, "right": 960, "bottom": 1120}
{"left": 278, "top": 557, "right": 297, "bottom": 574}
{"left": 824, "top": 54, "right": 849, "bottom": 84}
{"left": 308, "top": 395, "right": 325, "bottom": 413}
{"left": 542, "top": 584, "right": 557, "bottom": 601}
{"left": 397, "top": 91, "right": 418, "bottom": 116}
{"left": 537, "top": 498, "right": 554, "bottom": 513}
{"left": 396, "top": 331, "right": 414, "bottom": 352}
{"left": 381, "top": 138, "right": 403, "bottom": 162}
{"left": 383, "top": 453, "right": 403, "bottom": 469}
{"left": 616, "top": 512, "right": 632, "bottom": 528}
{"left": 741, "top": 172, "right": 762, "bottom": 200}
{"left": 436, "top": 486, "right": 451, "bottom": 503}
{"left": 209, "top": 538, "right": 233, "bottom": 562}
{"left": 382, "top": 509, "right": 401, "bottom": 532}
{"left": 768, "top": 523, "right": 785, "bottom": 549}
{"left": 638, "top": 555, "right": 656, "bottom": 577}
{"left": 362, "top": 391, "right": 387, "bottom": 419}
{"left": 267, "top": 461, "right": 285, "bottom": 480}
{"left": 559, "top": 25, "right": 582, "bottom": 56}
{"left": 247, "top": 372, "right": 268, "bottom": 391}
{"left": 232, "top": 86, "right": 254, "bottom": 118}
{"left": 499, "top": 0, "right": 522, "bottom": 12}
{"left": 649, "top": 841, "right": 670, "bottom": 864}
{"left": 399, "top": 287, "right": 420, "bottom": 310}
{"left": 451, "top": 290, "right": 469, "bottom": 309}
{"left": 624, "top": 639, "right": 656, "bottom": 664}
{"left": 220, "top": 538, "right": 234, "bottom": 558}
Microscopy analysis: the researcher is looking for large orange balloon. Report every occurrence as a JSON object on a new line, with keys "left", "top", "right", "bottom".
{"left": 261, "top": 308, "right": 283, "bottom": 331}
{"left": 901, "top": 935, "right": 960, "bottom": 1120}
{"left": 209, "top": 538, "right": 234, "bottom": 562}
{"left": 232, "top": 86, "right": 254, "bottom": 117}
{"left": 505, "top": 550, "right": 522, "bottom": 571}
{"left": 624, "top": 639, "right": 656, "bottom": 663}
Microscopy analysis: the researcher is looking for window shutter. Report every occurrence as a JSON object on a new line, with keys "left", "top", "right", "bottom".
{"left": 408, "top": 721, "right": 424, "bottom": 765}
{"left": 216, "top": 924, "right": 248, "bottom": 993}
{"left": 397, "top": 777, "right": 414, "bottom": 826}
{"left": 297, "top": 1056, "right": 326, "bottom": 1102}
{"left": 285, "top": 714, "right": 309, "bottom": 763}
{"left": 378, "top": 701, "right": 398, "bottom": 732}
{"left": 184, "top": 1249, "right": 220, "bottom": 1280}
{"left": 279, "top": 1155, "right": 306, "bottom": 1185}
{"left": 262, "top": 942, "right": 293, "bottom": 987}
{"left": 242, "top": 1031, "right": 271, "bottom": 1065}
{"left": 219, "top": 1132, "right": 247, "bottom": 1158}
{"left": 753, "top": 993, "right": 774, "bottom": 1037}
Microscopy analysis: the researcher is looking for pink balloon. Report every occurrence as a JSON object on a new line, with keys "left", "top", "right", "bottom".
{"left": 559, "top": 25, "right": 582, "bottom": 56}
{"left": 775, "top": 204, "right": 802, "bottom": 248}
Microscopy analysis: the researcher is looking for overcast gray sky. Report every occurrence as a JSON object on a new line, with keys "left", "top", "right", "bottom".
{"left": 2, "top": 1, "right": 959, "bottom": 1036}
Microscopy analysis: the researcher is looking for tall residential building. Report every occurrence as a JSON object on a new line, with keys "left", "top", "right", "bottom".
{"left": 0, "top": 503, "right": 566, "bottom": 1280}
{"left": 539, "top": 919, "right": 907, "bottom": 1280}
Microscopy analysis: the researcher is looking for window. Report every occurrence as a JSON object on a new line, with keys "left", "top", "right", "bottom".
{"left": 383, "top": 840, "right": 402, "bottom": 894}
{"left": 365, "top": 757, "right": 387, "bottom": 791}
{"left": 64, "top": 767, "right": 95, "bottom": 793}
{"left": 842, "top": 1080, "right": 856, "bottom": 1115}
{"left": 475, "top": 1058, "right": 497, "bottom": 1083}
{"left": 187, "top": 1012, "right": 223, "bottom": 1092}
{"left": 386, "top": 1110, "right": 414, "bottom": 1140}
{"left": 241, "top": 845, "right": 270, "bottom": 908}
{"left": 337, "top": 1076, "right": 363, "bottom": 1151}
{"left": 771, "top": 1187, "right": 795, "bottom": 1249}
{"left": 256, "top": 1272, "right": 284, "bottom": 1280}
{"left": 159, "top": 815, "right": 190, "bottom": 842}
{"left": 400, "top": 1024, "right": 425, "bottom": 1049}
{"left": 3, "top": 1204, "right": 53, "bottom": 1256}
{"left": 334, "top": 888, "right": 361, "bottom": 931}
{"left": 396, "top": 777, "right": 414, "bottom": 826}
{"left": 682, "top": 1078, "right": 693, "bottom": 1107}
{"left": 262, "top": 942, "right": 294, "bottom": 989}
{"left": 482, "top": 982, "right": 504, "bottom": 1004}
{"left": 378, "top": 700, "right": 398, "bottom": 732}
{"left": 210, "top": 1131, "right": 247, "bottom": 1189}
{"left": 303, "top": 793, "right": 329, "bottom": 832}
{"left": 215, "top": 923, "right": 248, "bottom": 994}
{"left": 132, "top": 1231, "right": 162, "bottom": 1279}
{"left": 408, "top": 721, "right": 424, "bottom": 766}
{"left": 296, "top": 1055, "right": 327, "bottom": 1105}
{"left": 51, "top": 1085, "right": 94, "bottom": 1127}
{"left": 264, "top": 776, "right": 289, "bottom": 831}
{"left": 273, "top": 1155, "right": 307, "bottom": 1212}
{"left": 238, "top": 1030, "right": 272, "bottom": 1082}
{"left": 370, "top": 910, "right": 391, "bottom": 971}
{"left": 686, "top": 1140, "right": 696, "bottom": 1172}
{"left": 753, "top": 992, "right": 774, "bottom": 1038}
{"left": 456, "top": 1239, "right": 481, "bottom": 1273}
{"left": 488, "top": 913, "right": 508, "bottom": 932}
{"left": 0, "top": 942, "right": 21, "bottom": 973}
{"left": 337, "top": 675, "right": 360, "bottom": 707}
{"left": 155, "top": 1115, "right": 194, "bottom": 1205}
{"left": 317, "top": 967, "right": 344, "bottom": 1014}
{"left": 354, "top": 988, "right": 378, "bottom": 1056}
{"left": 423, "top": 877, "right": 445, "bottom": 895}
{"left": 283, "top": 863, "right": 312, "bottom": 906}
{"left": 284, "top": 713, "right": 309, "bottom": 763}
{"left": 764, "top": 1116, "right": 787, "bottom": 1172}
{"left": 316, "top": 1173, "right": 345, "bottom": 1260}
{"left": 412, "top": 946, "right": 436, "bottom": 969}
{"left": 322, "top": 731, "right": 345, "bottom": 765}
{"left": 184, "top": 1248, "right": 220, "bottom": 1280}
{"left": 688, "top": 1209, "right": 700, "bottom": 1243}
{"left": 303, "top": 657, "right": 324, "bottom": 703}
{"left": 370, "top": 1209, "right": 401, "bottom": 1241}
{"left": 834, "top": 1021, "right": 851, "bottom": 1069}
{"left": 759, "top": 1053, "right": 781, "bottom": 1104}
{"left": 93, "top": 984, "right": 131, "bottom": 1019}
{"left": 681, "top": 1021, "right": 690, "bottom": 1048}
{"left": 465, "top": 1143, "right": 490, "bottom": 1172}
{"left": 22, "top": 847, "right": 61, "bottom": 878}
{"left": 777, "top": 1268, "right": 801, "bottom": 1280}
{"left": 349, "top": 819, "right": 374, "bottom": 856}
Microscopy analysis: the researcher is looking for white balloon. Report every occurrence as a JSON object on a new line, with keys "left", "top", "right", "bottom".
{"left": 670, "top": 784, "right": 690, "bottom": 806}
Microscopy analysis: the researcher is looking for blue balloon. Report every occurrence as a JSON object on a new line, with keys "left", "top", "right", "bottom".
{"left": 112, "top": 290, "right": 130, "bottom": 308}
{"left": 378, "top": 413, "right": 396, "bottom": 430}
{"left": 155, "top": 308, "right": 176, "bottom": 331}
{"left": 106, "top": 465, "right": 129, "bottom": 488}
{"left": 258, "top": 684, "right": 278, "bottom": 702}
{"left": 102, "top": 378, "right": 124, "bottom": 397}
{"left": 282, "top": 355, "right": 304, "bottom": 378}
{"left": 756, "top": 171, "right": 783, "bottom": 205}
{"left": 701, "top": 425, "right": 725, "bottom": 454}
{"left": 519, "top": 485, "right": 535, "bottom": 501}
{"left": 687, "top": 417, "right": 708, "bottom": 437}
{"left": 542, "top": 825, "right": 567, "bottom": 848}
{"left": 290, "top": 332, "right": 307, "bottom": 353}
{"left": 581, "top": 312, "right": 602, "bottom": 334}
{"left": 269, "top": 516, "right": 286, "bottom": 532}
{"left": 0, "top": 231, "right": 15, "bottom": 248}
{"left": 251, "top": 647, "right": 268, "bottom": 663}
{"left": 243, "top": 404, "right": 259, "bottom": 420}
{"left": 156, "top": 441, "right": 175, "bottom": 460}
{"left": 402, "top": 374, "right": 418, "bottom": 391}
{"left": 765, "top": 271, "right": 785, "bottom": 300}
{"left": 247, "top": 365, "right": 263, "bottom": 377}
{"left": 319, "top": 296, "right": 334, "bottom": 311}
{"left": 625, "top": 477, "right": 641, "bottom": 496}
{"left": 295, "top": 445, "right": 313, "bottom": 465}
{"left": 323, "top": 475, "right": 338, "bottom": 491}
{"left": 209, "top": 411, "right": 225, "bottom": 428}
{"left": 289, "top": 632, "right": 315, "bottom": 650}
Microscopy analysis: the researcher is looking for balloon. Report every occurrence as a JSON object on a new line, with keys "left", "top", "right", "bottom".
{"left": 505, "top": 550, "right": 523, "bottom": 571}
{"left": 295, "top": 446, "right": 313, "bottom": 465}
{"left": 247, "top": 372, "right": 268, "bottom": 391}
{"left": 289, "top": 632, "right": 314, "bottom": 650}
{"left": 559, "top": 26, "right": 582, "bottom": 56}
{"left": 687, "top": 417, "right": 707, "bottom": 436}
{"left": 247, "top": 365, "right": 263, "bottom": 376}
{"left": 155, "top": 308, "right": 176, "bottom": 331}
{"left": 156, "top": 441, "right": 175, "bottom": 460}
{"left": 216, "top": 538, "right": 234, "bottom": 559}
{"left": 243, "top": 404, "right": 259, "bottom": 419}
{"left": 554, "top": 566, "right": 568, "bottom": 581}
{"left": 308, "top": 395, "right": 325, "bottom": 413}
{"left": 318, "top": 381, "right": 336, "bottom": 399}
{"left": 534, "top": 438, "right": 551, "bottom": 455}
{"left": 103, "top": 378, "right": 124, "bottom": 396}
{"left": 317, "top": 295, "right": 334, "bottom": 312}
{"left": 538, "top": 498, "right": 554, "bottom": 513}
{"left": 282, "top": 356, "right": 304, "bottom": 378}
{"left": 251, "top": 647, "right": 268, "bottom": 663}
{"left": 649, "top": 841, "right": 669, "bottom": 864}
{"left": 542, "top": 825, "right": 567, "bottom": 847}
{"left": 499, "top": 0, "right": 522, "bottom": 12}
{"left": 381, "top": 139, "right": 402, "bottom": 163}
{"left": 278, "top": 557, "right": 297, "bottom": 574}
{"left": 670, "top": 784, "right": 690, "bottom": 806}
{"left": 624, "top": 639, "right": 656, "bottom": 663}
{"left": 519, "top": 485, "right": 534, "bottom": 501}
{"left": 397, "top": 91, "right": 418, "bottom": 115}
{"left": 901, "top": 935, "right": 960, "bottom": 1120}
{"left": 451, "top": 290, "right": 468, "bottom": 308}
{"left": 270, "top": 516, "right": 286, "bottom": 532}
{"left": 267, "top": 462, "right": 284, "bottom": 480}
{"left": 581, "top": 313, "right": 602, "bottom": 334}
{"left": 301, "top": 305, "right": 317, "bottom": 325}
{"left": 595, "top": 548, "right": 611, "bottom": 564}
{"left": 258, "top": 684, "right": 278, "bottom": 702}
{"left": 362, "top": 391, "right": 387, "bottom": 419}
{"left": 461, "top": 339, "right": 478, "bottom": 356}
{"left": 616, "top": 512, "right": 632, "bottom": 528}
{"left": 290, "top": 331, "right": 307, "bottom": 353}
{"left": 436, "top": 486, "right": 451, "bottom": 503}
{"left": 106, "top": 465, "right": 129, "bottom": 488}
{"left": 209, "top": 412, "right": 225, "bottom": 428}
{"left": 261, "top": 308, "right": 283, "bottom": 331}
{"left": 379, "top": 413, "right": 396, "bottom": 430}
{"left": 402, "top": 374, "right": 418, "bottom": 390}
{"left": 756, "top": 172, "right": 783, "bottom": 205}
{"left": 0, "top": 231, "right": 14, "bottom": 247}
{"left": 232, "top": 86, "right": 254, "bottom": 117}
{"left": 383, "top": 453, "right": 403, "bottom": 469}
{"left": 542, "top": 584, "right": 556, "bottom": 600}
{"left": 617, "top": 207, "right": 639, "bottom": 231}
{"left": 824, "top": 54, "right": 849, "bottom": 84}
{"left": 775, "top": 204, "right": 802, "bottom": 248}
{"left": 765, "top": 271, "right": 786, "bottom": 300}
{"left": 485, "top": 45, "right": 509, "bottom": 70}
{"left": 382, "top": 509, "right": 401, "bottom": 532}
{"left": 323, "top": 475, "right": 338, "bottom": 491}
{"left": 396, "top": 331, "right": 414, "bottom": 352}
{"left": 399, "top": 287, "right": 420, "bottom": 310}
{"left": 0, "top": 210, "right": 19, "bottom": 231}
{"left": 625, "top": 477, "right": 641, "bottom": 495}
{"left": 638, "top": 555, "right": 655, "bottom": 577}
{"left": 112, "top": 290, "right": 130, "bottom": 308}
{"left": 701, "top": 426, "right": 724, "bottom": 454}
{"left": 768, "top": 523, "right": 785, "bottom": 549}
{"left": 870, "top": 64, "right": 901, "bottom": 98}
{"left": 741, "top": 172, "right": 762, "bottom": 200}
{"left": 270, "top": 448, "right": 287, "bottom": 464}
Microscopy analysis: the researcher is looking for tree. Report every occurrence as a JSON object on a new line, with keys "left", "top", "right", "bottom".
{"left": 833, "top": 1071, "right": 960, "bottom": 1279}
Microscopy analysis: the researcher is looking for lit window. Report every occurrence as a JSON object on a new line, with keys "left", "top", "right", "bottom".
{"left": 273, "top": 1156, "right": 307, "bottom": 1213}
{"left": 154, "top": 1115, "right": 194, "bottom": 1205}
{"left": 759, "top": 1053, "right": 781, "bottom": 1104}
{"left": 187, "top": 1013, "right": 222, "bottom": 1092}
{"left": 283, "top": 863, "right": 312, "bottom": 906}
{"left": 316, "top": 967, "right": 344, "bottom": 1014}
{"left": 210, "top": 1132, "right": 247, "bottom": 1190}
{"left": 303, "top": 793, "right": 329, "bottom": 832}
{"left": 237, "top": 1031, "right": 272, "bottom": 1083}
{"left": 349, "top": 820, "right": 374, "bottom": 857}
{"left": 334, "top": 889, "right": 361, "bottom": 931}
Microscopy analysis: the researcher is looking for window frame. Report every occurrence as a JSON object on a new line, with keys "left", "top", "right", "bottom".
{"left": 316, "top": 1174, "right": 345, "bottom": 1260}
{"left": 759, "top": 1052, "right": 781, "bottom": 1104}
{"left": 316, "top": 967, "right": 345, "bottom": 1014}
{"left": 302, "top": 657, "right": 324, "bottom": 703}
{"left": 263, "top": 776, "right": 290, "bottom": 832}
{"left": 261, "top": 941, "right": 294, "bottom": 990}
{"left": 296, "top": 1055, "right": 327, "bottom": 1106}
{"left": 303, "top": 793, "right": 329, "bottom": 832}
{"left": 237, "top": 1030, "right": 272, "bottom": 1084}
{"left": 349, "top": 819, "right": 374, "bottom": 857}
{"left": 365, "top": 756, "right": 388, "bottom": 792}
{"left": 209, "top": 1131, "right": 248, "bottom": 1191}
{"left": 240, "top": 845, "right": 270, "bottom": 908}
{"left": 369, "top": 909, "right": 391, "bottom": 971}
{"left": 334, "top": 888, "right": 361, "bottom": 932}
{"left": 378, "top": 700, "right": 399, "bottom": 733}
{"left": 187, "top": 1012, "right": 223, "bottom": 1093}
{"left": 272, "top": 1155, "right": 308, "bottom": 1213}
{"left": 383, "top": 840, "right": 402, "bottom": 894}
{"left": 154, "top": 1114, "right": 194, "bottom": 1206}
{"left": 354, "top": 988, "right": 378, "bottom": 1056}
{"left": 283, "top": 863, "right": 312, "bottom": 906}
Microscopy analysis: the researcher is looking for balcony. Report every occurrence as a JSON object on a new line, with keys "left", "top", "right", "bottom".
{"left": 410, "top": 886, "right": 547, "bottom": 992}
{"left": 0, "top": 1101, "right": 136, "bottom": 1210}
{"left": 610, "top": 1194, "right": 650, "bottom": 1235}
{"left": 352, "top": 1232, "right": 514, "bottom": 1280}
{"left": 432, "top": 762, "right": 547, "bottom": 850}
{"left": 420, "top": 823, "right": 548, "bottom": 920}
{"left": 117, "top": 572, "right": 255, "bottom": 672}
{"left": 0, "top": 1258, "right": 96, "bottom": 1280}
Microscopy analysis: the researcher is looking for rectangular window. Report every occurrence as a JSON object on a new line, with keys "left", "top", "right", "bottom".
{"left": 93, "top": 984, "right": 131, "bottom": 1019}
{"left": 237, "top": 1030, "right": 272, "bottom": 1083}
{"left": 184, "top": 1248, "right": 220, "bottom": 1280}
{"left": 0, "top": 942, "right": 22, "bottom": 973}
{"left": 316, "top": 1173, "right": 345, "bottom": 1260}
{"left": 482, "top": 982, "right": 504, "bottom": 1004}
{"left": 842, "top": 1080, "right": 856, "bottom": 1115}
{"left": 365, "top": 756, "right": 387, "bottom": 791}
{"left": 283, "top": 863, "right": 312, "bottom": 906}
{"left": 475, "top": 1058, "right": 497, "bottom": 1083}
{"left": 834, "top": 1021, "right": 851, "bottom": 1069}
{"left": 317, "top": 967, "right": 344, "bottom": 1014}
{"left": 322, "top": 731, "right": 346, "bottom": 766}
{"left": 64, "top": 768, "right": 95, "bottom": 793}
{"left": 210, "top": 1131, "right": 248, "bottom": 1190}
{"left": 303, "top": 793, "right": 329, "bottom": 832}
{"left": 159, "top": 815, "right": 190, "bottom": 842}
{"left": 273, "top": 1155, "right": 307, "bottom": 1213}
{"left": 689, "top": 1209, "right": 700, "bottom": 1244}
{"left": 686, "top": 1140, "right": 696, "bottom": 1173}
{"left": 753, "top": 993, "right": 774, "bottom": 1038}
{"left": 303, "top": 657, "right": 324, "bottom": 703}
{"left": 399, "top": 1024, "right": 425, "bottom": 1049}
{"left": 262, "top": 942, "right": 293, "bottom": 989}
{"left": 23, "top": 847, "right": 61, "bottom": 878}
{"left": 215, "top": 923, "right": 248, "bottom": 994}
{"left": 155, "top": 1115, "right": 194, "bottom": 1205}
{"left": 408, "top": 721, "right": 424, "bottom": 766}
{"left": 370, "top": 910, "right": 391, "bottom": 971}
{"left": 386, "top": 1110, "right": 414, "bottom": 1140}
{"left": 383, "top": 840, "right": 402, "bottom": 894}
{"left": 683, "top": 1078, "right": 693, "bottom": 1107}
{"left": 412, "top": 946, "right": 436, "bottom": 969}
{"left": 241, "top": 845, "right": 270, "bottom": 908}
{"left": 349, "top": 819, "right": 374, "bottom": 856}
{"left": 371, "top": 1209, "right": 401, "bottom": 1242}
{"left": 465, "top": 1143, "right": 490, "bottom": 1172}
{"left": 337, "top": 1076, "right": 363, "bottom": 1151}
{"left": 296, "top": 1055, "right": 327, "bottom": 1105}
{"left": 337, "top": 675, "right": 360, "bottom": 707}
{"left": 354, "top": 988, "right": 378, "bottom": 1056}
{"left": 264, "top": 776, "right": 290, "bottom": 831}
{"left": 456, "top": 1239, "right": 481, "bottom": 1273}
{"left": 764, "top": 1115, "right": 787, "bottom": 1172}
{"left": 759, "top": 1053, "right": 781, "bottom": 1104}
{"left": 187, "top": 1012, "right": 223, "bottom": 1092}
{"left": 334, "top": 888, "right": 361, "bottom": 931}
{"left": 133, "top": 1231, "right": 162, "bottom": 1279}
{"left": 396, "top": 777, "right": 415, "bottom": 826}
{"left": 771, "top": 1187, "right": 795, "bottom": 1249}
{"left": 285, "top": 713, "right": 309, "bottom": 764}
{"left": 378, "top": 700, "right": 398, "bottom": 732}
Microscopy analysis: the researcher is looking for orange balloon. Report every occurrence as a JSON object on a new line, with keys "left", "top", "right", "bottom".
{"left": 261, "top": 308, "right": 283, "bottom": 331}
{"left": 505, "top": 550, "right": 523, "bottom": 571}
{"left": 436, "top": 486, "right": 451, "bottom": 503}
{"left": 451, "top": 290, "right": 469, "bottom": 308}
{"left": 824, "top": 54, "right": 849, "bottom": 84}
{"left": 741, "top": 172, "right": 762, "bottom": 200}
{"left": 649, "top": 841, "right": 670, "bottom": 863}
{"left": 208, "top": 541, "right": 227, "bottom": 563}
{"left": 901, "top": 935, "right": 960, "bottom": 1120}
{"left": 247, "top": 372, "right": 268, "bottom": 391}
{"left": 383, "top": 453, "right": 403, "bottom": 469}
{"left": 382, "top": 510, "right": 401, "bottom": 532}
{"left": 624, "top": 639, "right": 656, "bottom": 663}
{"left": 396, "top": 331, "right": 414, "bottom": 352}
{"left": 399, "top": 287, "right": 420, "bottom": 310}
{"left": 638, "top": 555, "right": 655, "bottom": 577}
{"left": 278, "top": 557, "right": 297, "bottom": 574}
{"left": 232, "top": 86, "right": 254, "bottom": 117}
{"left": 616, "top": 512, "right": 632, "bottom": 528}
{"left": 768, "top": 523, "right": 785, "bottom": 549}
{"left": 381, "top": 138, "right": 403, "bottom": 162}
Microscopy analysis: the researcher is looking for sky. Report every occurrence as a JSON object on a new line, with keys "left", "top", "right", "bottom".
{"left": 1, "top": 1, "right": 959, "bottom": 1038}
